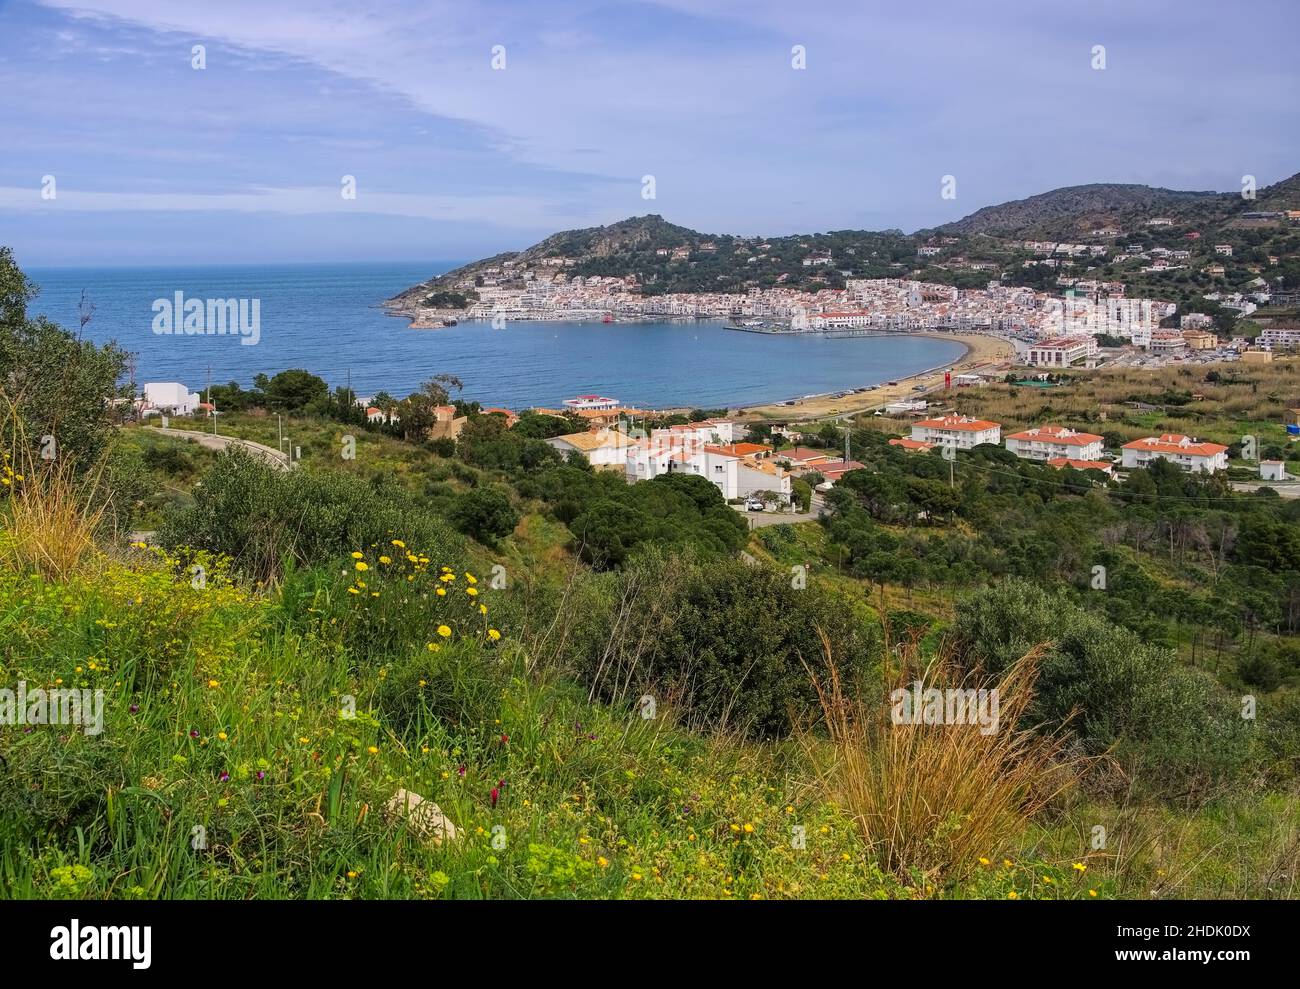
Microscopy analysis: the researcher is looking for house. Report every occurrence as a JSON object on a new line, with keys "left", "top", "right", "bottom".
{"left": 911, "top": 415, "right": 1001, "bottom": 451}
{"left": 481, "top": 407, "right": 519, "bottom": 428}
{"left": 1260, "top": 460, "right": 1288, "bottom": 482}
{"left": 141, "top": 382, "right": 201, "bottom": 416}
{"left": 427, "top": 404, "right": 467, "bottom": 441}
{"left": 1046, "top": 457, "right": 1113, "bottom": 476}
{"left": 1182, "top": 329, "right": 1218, "bottom": 350}
{"left": 365, "top": 405, "right": 401, "bottom": 425}
{"left": 1004, "top": 425, "right": 1105, "bottom": 462}
{"left": 546, "top": 428, "right": 639, "bottom": 469}
{"left": 775, "top": 447, "right": 838, "bottom": 470}
{"left": 1024, "top": 336, "right": 1098, "bottom": 367}
{"left": 1120, "top": 434, "right": 1228, "bottom": 473}
{"left": 817, "top": 460, "right": 867, "bottom": 485}
{"left": 888, "top": 437, "right": 935, "bottom": 454}
{"left": 1214, "top": 244, "right": 1234, "bottom": 256}
{"left": 562, "top": 394, "right": 621, "bottom": 411}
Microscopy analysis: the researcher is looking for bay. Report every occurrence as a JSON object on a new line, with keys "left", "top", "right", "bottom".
{"left": 27, "top": 262, "right": 968, "bottom": 410}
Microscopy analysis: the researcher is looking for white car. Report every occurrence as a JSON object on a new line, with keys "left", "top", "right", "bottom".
{"left": 746, "top": 500, "right": 765, "bottom": 511}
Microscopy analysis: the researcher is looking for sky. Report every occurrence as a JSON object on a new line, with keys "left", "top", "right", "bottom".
{"left": 1, "top": 0, "right": 1297, "bottom": 266}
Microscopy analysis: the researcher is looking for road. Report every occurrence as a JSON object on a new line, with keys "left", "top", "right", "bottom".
{"left": 737, "top": 495, "right": 826, "bottom": 528}
{"left": 1231, "top": 481, "right": 1300, "bottom": 499}
{"left": 148, "top": 425, "right": 290, "bottom": 469}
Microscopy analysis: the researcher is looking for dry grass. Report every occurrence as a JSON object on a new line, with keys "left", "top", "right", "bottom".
{"left": 938, "top": 358, "right": 1300, "bottom": 447}
{"left": 801, "top": 632, "right": 1080, "bottom": 884}
{"left": 0, "top": 396, "right": 109, "bottom": 580}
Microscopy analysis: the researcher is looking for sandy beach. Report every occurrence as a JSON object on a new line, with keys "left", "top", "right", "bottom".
{"left": 738, "top": 332, "right": 1015, "bottom": 421}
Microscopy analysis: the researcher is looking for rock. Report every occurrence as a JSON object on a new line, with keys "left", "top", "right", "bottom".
{"left": 384, "top": 789, "right": 458, "bottom": 845}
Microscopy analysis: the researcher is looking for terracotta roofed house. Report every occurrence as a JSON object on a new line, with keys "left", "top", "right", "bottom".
{"left": 1120, "top": 434, "right": 1228, "bottom": 473}
{"left": 910, "top": 415, "right": 1001, "bottom": 452}
{"left": 1004, "top": 425, "right": 1104, "bottom": 462}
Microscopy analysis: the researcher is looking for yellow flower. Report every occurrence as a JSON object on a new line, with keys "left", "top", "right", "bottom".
{"left": 355, "top": 561, "right": 368, "bottom": 572}
{"left": 479, "top": 604, "right": 488, "bottom": 615}
{"left": 346, "top": 870, "right": 358, "bottom": 879}
{"left": 742, "top": 822, "right": 754, "bottom": 833}
{"left": 466, "top": 587, "right": 478, "bottom": 597}
{"left": 436, "top": 587, "right": 446, "bottom": 597}
{"left": 487, "top": 628, "right": 501, "bottom": 641}
{"left": 426, "top": 643, "right": 440, "bottom": 652}
{"left": 367, "top": 745, "right": 378, "bottom": 755}
{"left": 347, "top": 587, "right": 360, "bottom": 595}
{"left": 207, "top": 679, "right": 220, "bottom": 688}
{"left": 1007, "top": 891, "right": 1018, "bottom": 900}
{"left": 1089, "top": 889, "right": 1098, "bottom": 897}
{"left": 1072, "top": 862, "right": 1087, "bottom": 873}
{"left": 217, "top": 731, "right": 228, "bottom": 741}
{"left": 465, "top": 573, "right": 477, "bottom": 584}
{"left": 631, "top": 873, "right": 642, "bottom": 882}
{"left": 379, "top": 555, "right": 391, "bottom": 565}
{"left": 1003, "top": 859, "right": 1013, "bottom": 868}
{"left": 979, "top": 857, "right": 990, "bottom": 866}
{"left": 437, "top": 625, "right": 451, "bottom": 638}
{"left": 299, "top": 736, "right": 310, "bottom": 744}
{"left": 351, "top": 552, "right": 363, "bottom": 559}
{"left": 391, "top": 539, "right": 405, "bottom": 548}
{"left": 597, "top": 857, "right": 609, "bottom": 868}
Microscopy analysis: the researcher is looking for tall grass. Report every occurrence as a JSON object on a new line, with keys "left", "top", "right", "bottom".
{"left": 0, "top": 398, "right": 109, "bottom": 579}
{"left": 802, "top": 632, "right": 1079, "bottom": 883}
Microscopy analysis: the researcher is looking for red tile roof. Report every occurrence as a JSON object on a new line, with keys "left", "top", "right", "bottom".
{"left": 1122, "top": 434, "right": 1228, "bottom": 457}
{"left": 1005, "top": 425, "right": 1103, "bottom": 446}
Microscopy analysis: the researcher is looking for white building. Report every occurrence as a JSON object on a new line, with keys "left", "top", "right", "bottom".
{"left": 1004, "top": 425, "right": 1105, "bottom": 462}
{"left": 142, "top": 382, "right": 201, "bottom": 416}
{"left": 911, "top": 415, "right": 1002, "bottom": 451}
{"left": 545, "top": 429, "right": 639, "bottom": 468}
{"left": 1260, "top": 460, "right": 1288, "bottom": 482}
{"left": 1120, "top": 434, "right": 1228, "bottom": 474}
{"left": 562, "top": 394, "right": 621, "bottom": 411}
{"left": 1258, "top": 328, "right": 1300, "bottom": 349}
{"left": 1024, "top": 336, "right": 1098, "bottom": 367}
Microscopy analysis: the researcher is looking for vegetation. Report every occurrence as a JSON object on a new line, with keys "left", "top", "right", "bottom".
{"left": 3, "top": 247, "right": 1299, "bottom": 900}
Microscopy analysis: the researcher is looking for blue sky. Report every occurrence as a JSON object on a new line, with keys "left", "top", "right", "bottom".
{"left": 2, "top": 0, "right": 1297, "bottom": 266}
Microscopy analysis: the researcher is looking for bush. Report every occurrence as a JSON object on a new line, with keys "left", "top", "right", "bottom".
{"left": 449, "top": 486, "right": 519, "bottom": 545}
{"left": 159, "top": 450, "right": 462, "bottom": 581}
{"left": 551, "top": 549, "right": 882, "bottom": 737}
{"left": 952, "top": 580, "right": 1252, "bottom": 798}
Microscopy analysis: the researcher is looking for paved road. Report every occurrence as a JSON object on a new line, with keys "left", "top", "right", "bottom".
{"left": 1231, "top": 481, "right": 1300, "bottom": 499}
{"left": 148, "top": 425, "right": 290, "bottom": 469}
{"left": 737, "top": 495, "right": 826, "bottom": 528}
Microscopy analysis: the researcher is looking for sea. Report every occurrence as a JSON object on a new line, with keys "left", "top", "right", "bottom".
{"left": 25, "top": 262, "right": 968, "bottom": 410}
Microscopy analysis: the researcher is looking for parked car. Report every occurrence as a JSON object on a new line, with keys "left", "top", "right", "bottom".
{"left": 746, "top": 500, "right": 765, "bottom": 511}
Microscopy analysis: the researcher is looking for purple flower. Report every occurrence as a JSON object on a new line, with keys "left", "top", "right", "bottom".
{"left": 189, "top": 729, "right": 200, "bottom": 739}
{"left": 219, "top": 771, "right": 230, "bottom": 783}
{"left": 255, "top": 770, "right": 266, "bottom": 780}
{"left": 129, "top": 704, "right": 139, "bottom": 714}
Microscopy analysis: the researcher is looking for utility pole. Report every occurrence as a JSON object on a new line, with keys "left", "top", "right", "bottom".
{"left": 277, "top": 413, "right": 283, "bottom": 460}
{"left": 206, "top": 366, "right": 215, "bottom": 435}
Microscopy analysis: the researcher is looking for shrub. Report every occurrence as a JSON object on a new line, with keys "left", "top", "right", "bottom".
{"left": 159, "top": 450, "right": 462, "bottom": 581}
{"left": 449, "top": 486, "right": 519, "bottom": 545}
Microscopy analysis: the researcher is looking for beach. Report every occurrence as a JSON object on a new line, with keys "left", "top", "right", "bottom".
{"left": 737, "top": 333, "right": 1015, "bottom": 421}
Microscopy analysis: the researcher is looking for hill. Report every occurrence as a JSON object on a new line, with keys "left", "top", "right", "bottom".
{"left": 390, "top": 173, "right": 1300, "bottom": 308}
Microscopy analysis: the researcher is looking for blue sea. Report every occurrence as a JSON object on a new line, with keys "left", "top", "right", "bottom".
{"left": 25, "top": 262, "right": 968, "bottom": 409}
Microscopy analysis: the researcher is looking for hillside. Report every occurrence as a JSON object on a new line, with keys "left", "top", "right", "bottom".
{"left": 390, "top": 173, "right": 1300, "bottom": 308}
{"left": 929, "top": 182, "right": 1222, "bottom": 237}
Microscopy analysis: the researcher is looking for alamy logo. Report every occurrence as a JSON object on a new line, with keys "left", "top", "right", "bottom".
{"left": 151, "top": 292, "right": 261, "bottom": 345}
{"left": 50, "top": 920, "right": 151, "bottom": 969}
{"left": 1, "top": 681, "right": 103, "bottom": 735}
{"left": 890, "top": 680, "right": 1000, "bottom": 736}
